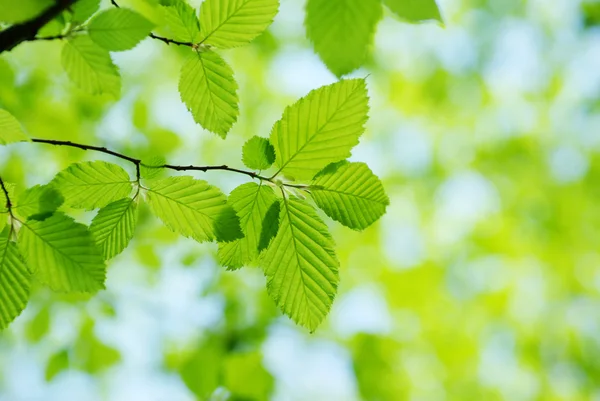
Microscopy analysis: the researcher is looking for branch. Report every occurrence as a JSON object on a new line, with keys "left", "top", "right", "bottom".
{"left": 0, "top": 176, "right": 12, "bottom": 210}
{"left": 0, "top": 0, "right": 79, "bottom": 53}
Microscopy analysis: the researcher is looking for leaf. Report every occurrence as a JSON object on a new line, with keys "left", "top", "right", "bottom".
{"left": 61, "top": 35, "right": 121, "bottom": 97}
{"left": 88, "top": 8, "right": 154, "bottom": 51}
{"left": 217, "top": 183, "right": 279, "bottom": 269}
{"left": 45, "top": 349, "right": 69, "bottom": 381}
{"left": 51, "top": 161, "right": 133, "bottom": 210}
{"left": 0, "top": 229, "right": 31, "bottom": 330}
{"left": 0, "top": 109, "right": 30, "bottom": 145}
{"left": 383, "top": 0, "right": 442, "bottom": 23}
{"left": 199, "top": 0, "right": 279, "bottom": 49}
{"left": 305, "top": 0, "right": 382, "bottom": 77}
{"left": 242, "top": 136, "right": 275, "bottom": 170}
{"left": 160, "top": 0, "right": 201, "bottom": 43}
{"left": 270, "top": 78, "right": 369, "bottom": 180}
{"left": 179, "top": 50, "right": 239, "bottom": 137}
{"left": 260, "top": 197, "right": 339, "bottom": 331}
{"left": 15, "top": 185, "right": 64, "bottom": 220}
{"left": 90, "top": 198, "right": 137, "bottom": 260}
{"left": 71, "top": 0, "right": 100, "bottom": 23}
{"left": 140, "top": 156, "right": 166, "bottom": 180}
{"left": 146, "top": 176, "right": 242, "bottom": 243}
{"left": 311, "top": 161, "right": 389, "bottom": 230}
{"left": 18, "top": 213, "right": 106, "bottom": 293}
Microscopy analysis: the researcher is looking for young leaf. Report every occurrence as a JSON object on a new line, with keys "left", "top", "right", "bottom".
{"left": 179, "top": 50, "right": 239, "bottom": 137}
{"left": 90, "top": 198, "right": 137, "bottom": 260}
{"left": 18, "top": 213, "right": 106, "bottom": 293}
{"left": 242, "top": 136, "right": 275, "bottom": 170}
{"left": 160, "top": 0, "right": 201, "bottom": 43}
{"left": 218, "top": 183, "right": 279, "bottom": 269}
{"left": 383, "top": 0, "right": 442, "bottom": 23}
{"left": 0, "top": 109, "right": 30, "bottom": 145}
{"left": 145, "top": 176, "right": 243, "bottom": 243}
{"left": 199, "top": 0, "right": 279, "bottom": 49}
{"left": 14, "top": 185, "right": 64, "bottom": 220}
{"left": 88, "top": 8, "right": 154, "bottom": 51}
{"left": 51, "top": 161, "right": 133, "bottom": 210}
{"left": 305, "top": 0, "right": 382, "bottom": 77}
{"left": 70, "top": 0, "right": 100, "bottom": 24}
{"left": 311, "top": 161, "right": 389, "bottom": 230}
{"left": 61, "top": 35, "right": 121, "bottom": 97}
{"left": 0, "top": 229, "right": 31, "bottom": 330}
{"left": 260, "top": 197, "right": 339, "bottom": 331}
{"left": 270, "top": 78, "right": 369, "bottom": 180}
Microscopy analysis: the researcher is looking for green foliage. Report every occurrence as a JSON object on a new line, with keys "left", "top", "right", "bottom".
{"left": 306, "top": 0, "right": 382, "bottom": 77}
{"left": 15, "top": 185, "right": 64, "bottom": 220}
{"left": 242, "top": 136, "right": 276, "bottom": 170}
{"left": 90, "top": 198, "right": 138, "bottom": 259}
{"left": 199, "top": 0, "right": 279, "bottom": 49}
{"left": 70, "top": 0, "right": 100, "bottom": 24}
{"left": 261, "top": 197, "right": 339, "bottom": 331}
{"left": 0, "top": 229, "right": 30, "bottom": 330}
{"left": 270, "top": 78, "right": 369, "bottom": 180}
{"left": 160, "top": 0, "right": 202, "bottom": 43}
{"left": 383, "top": 0, "right": 442, "bottom": 22}
{"left": 45, "top": 349, "right": 69, "bottom": 381}
{"left": 88, "top": 8, "right": 154, "bottom": 51}
{"left": 179, "top": 49, "right": 239, "bottom": 137}
{"left": 0, "top": 109, "right": 29, "bottom": 145}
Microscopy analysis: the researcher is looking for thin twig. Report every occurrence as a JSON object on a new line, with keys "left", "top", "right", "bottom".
{"left": 0, "top": 176, "right": 12, "bottom": 210}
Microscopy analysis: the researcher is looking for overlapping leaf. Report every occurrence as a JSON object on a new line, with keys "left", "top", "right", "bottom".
{"left": 0, "top": 109, "right": 29, "bottom": 145}
{"left": 270, "top": 78, "right": 369, "bottom": 180}
{"left": 199, "top": 0, "right": 279, "bottom": 48}
{"left": 218, "top": 183, "right": 279, "bottom": 269}
{"left": 383, "top": 0, "right": 442, "bottom": 22}
{"left": 179, "top": 50, "right": 239, "bottom": 137}
{"left": 160, "top": 0, "right": 201, "bottom": 43}
{"left": 0, "top": 229, "right": 31, "bottom": 330}
{"left": 306, "top": 0, "right": 382, "bottom": 77}
{"left": 14, "top": 185, "right": 64, "bottom": 220}
{"left": 311, "top": 161, "right": 389, "bottom": 230}
{"left": 88, "top": 8, "right": 154, "bottom": 51}
{"left": 71, "top": 0, "right": 100, "bottom": 23}
{"left": 242, "top": 136, "right": 275, "bottom": 170}
{"left": 51, "top": 161, "right": 133, "bottom": 210}
{"left": 260, "top": 197, "right": 339, "bottom": 331}
{"left": 90, "top": 198, "right": 137, "bottom": 259}
{"left": 146, "top": 176, "right": 242, "bottom": 243}
{"left": 18, "top": 213, "right": 106, "bottom": 293}
{"left": 61, "top": 35, "right": 121, "bottom": 97}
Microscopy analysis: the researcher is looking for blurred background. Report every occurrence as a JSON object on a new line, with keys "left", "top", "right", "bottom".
{"left": 2, "top": 0, "right": 600, "bottom": 399}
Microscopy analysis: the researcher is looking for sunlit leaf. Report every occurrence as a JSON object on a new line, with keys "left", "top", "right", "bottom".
{"left": 0, "top": 228, "right": 30, "bottom": 330}
{"left": 0, "top": 109, "right": 29, "bottom": 145}
{"left": 14, "top": 185, "right": 64, "bottom": 220}
{"left": 88, "top": 8, "right": 154, "bottom": 51}
{"left": 70, "top": 0, "right": 100, "bottom": 23}
{"left": 242, "top": 136, "right": 275, "bottom": 170}
{"left": 90, "top": 198, "right": 137, "bottom": 260}
{"left": 159, "top": 0, "right": 201, "bottom": 43}
{"left": 383, "top": 0, "right": 442, "bottom": 22}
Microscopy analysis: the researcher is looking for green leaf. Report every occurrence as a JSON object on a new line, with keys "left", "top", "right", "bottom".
{"left": 199, "top": 0, "right": 279, "bottom": 49}
{"left": 15, "top": 185, "right": 64, "bottom": 220}
{"left": 242, "top": 136, "right": 275, "bottom": 170}
{"left": 270, "top": 78, "right": 369, "bottom": 180}
{"left": 179, "top": 50, "right": 239, "bottom": 137}
{"left": 305, "top": 0, "right": 382, "bottom": 77}
{"left": 223, "top": 352, "right": 274, "bottom": 400}
{"left": 51, "top": 161, "right": 133, "bottom": 210}
{"left": 260, "top": 197, "right": 339, "bottom": 331}
{"left": 311, "top": 161, "right": 389, "bottom": 230}
{"left": 90, "top": 198, "right": 137, "bottom": 260}
{"left": 18, "top": 213, "right": 106, "bottom": 293}
{"left": 61, "top": 35, "right": 121, "bottom": 97}
{"left": 70, "top": 0, "right": 100, "bottom": 23}
{"left": 140, "top": 156, "right": 166, "bottom": 180}
{"left": 146, "top": 176, "right": 242, "bottom": 243}
{"left": 218, "top": 183, "right": 279, "bottom": 269}
{"left": 45, "top": 349, "right": 69, "bottom": 381}
{"left": 0, "top": 109, "right": 30, "bottom": 145}
{"left": 0, "top": 229, "right": 31, "bottom": 330}
{"left": 383, "top": 0, "right": 442, "bottom": 23}
{"left": 88, "top": 8, "right": 154, "bottom": 51}
{"left": 160, "top": 0, "right": 201, "bottom": 43}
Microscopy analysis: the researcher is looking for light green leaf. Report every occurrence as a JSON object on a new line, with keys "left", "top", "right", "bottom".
{"left": 18, "top": 213, "right": 105, "bottom": 293}
{"left": 15, "top": 185, "right": 64, "bottom": 220}
{"left": 199, "top": 0, "right": 279, "bottom": 49}
{"left": 160, "top": 0, "right": 201, "bottom": 43}
{"left": 383, "top": 0, "right": 442, "bottom": 22}
{"left": 45, "top": 349, "right": 69, "bottom": 381}
{"left": 140, "top": 156, "right": 166, "bottom": 180}
{"left": 0, "top": 109, "right": 30, "bottom": 145}
{"left": 223, "top": 352, "right": 274, "bottom": 400}
{"left": 179, "top": 50, "right": 239, "bottom": 137}
{"left": 311, "top": 161, "right": 389, "bottom": 230}
{"left": 61, "top": 35, "right": 121, "bottom": 97}
{"left": 218, "top": 183, "right": 279, "bottom": 269}
{"left": 146, "top": 176, "right": 242, "bottom": 243}
{"left": 51, "top": 161, "right": 133, "bottom": 210}
{"left": 270, "top": 78, "right": 369, "bottom": 180}
{"left": 90, "top": 198, "right": 137, "bottom": 260}
{"left": 88, "top": 8, "right": 154, "bottom": 51}
{"left": 71, "top": 0, "right": 100, "bottom": 23}
{"left": 0, "top": 229, "right": 31, "bottom": 330}
{"left": 260, "top": 197, "right": 339, "bottom": 331}
{"left": 242, "top": 136, "right": 275, "bottom": 170}
{"left": 306, "top": 0, "right": 382, "bottom": 77}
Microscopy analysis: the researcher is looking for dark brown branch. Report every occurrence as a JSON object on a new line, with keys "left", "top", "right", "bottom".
{"left": 0, "top": 0, "right": 79, "bottom": 53}
{"left": 0, "top": 176, "right": 12, "bottom": 210}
